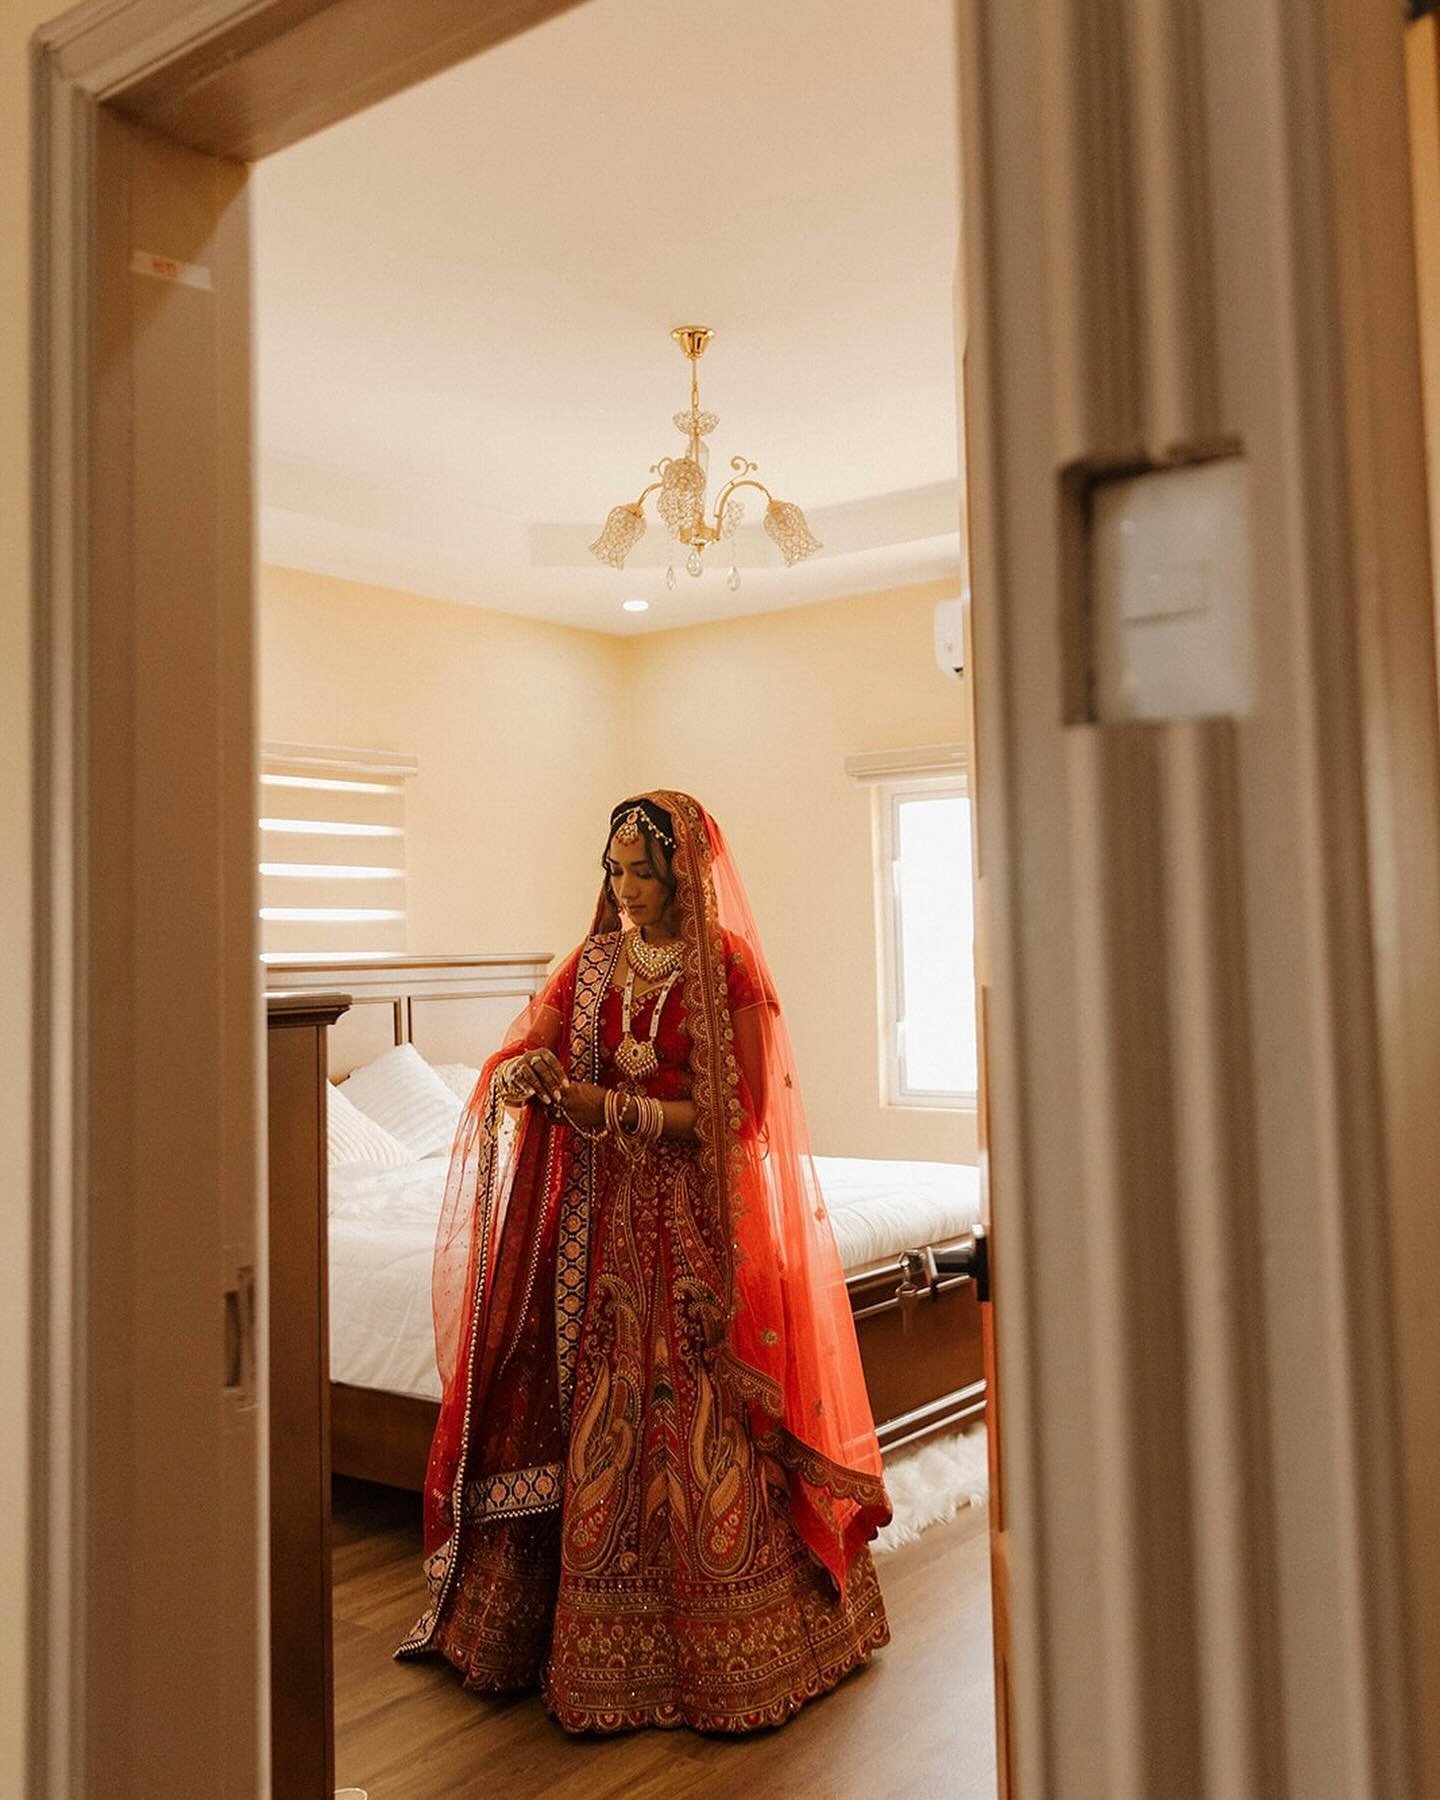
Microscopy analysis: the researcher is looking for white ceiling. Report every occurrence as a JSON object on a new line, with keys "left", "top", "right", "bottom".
{"left": 254, "top": 0, "right": 963, "bottom": 634}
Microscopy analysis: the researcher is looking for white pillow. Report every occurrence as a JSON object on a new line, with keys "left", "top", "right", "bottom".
{"left": 326, "top": 1081, "right": 412, "bottom": 1169}
{"left": 430, "top": 1062, "right": 482, "bottom": 1104}
{"left": 338, "top": 1042, "right": 463, "bottom": 1161}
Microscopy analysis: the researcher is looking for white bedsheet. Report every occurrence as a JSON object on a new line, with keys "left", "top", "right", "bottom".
{"left": 818, "top": 1156, "right": 981, "bottom": 1272}
{"left": 327, "top": 1154, "right": 981, "bottom": 1403}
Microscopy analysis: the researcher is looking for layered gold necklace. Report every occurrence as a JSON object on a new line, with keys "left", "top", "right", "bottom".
{"left": 615, "top": 930, "right": 683, "bottom": 1081}
{"left": 626, "top": 926, "right": 682, "bottom": 981}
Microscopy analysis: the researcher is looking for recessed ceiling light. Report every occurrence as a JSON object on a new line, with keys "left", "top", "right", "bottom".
{"left": 622, "top": 598, "right": 650, "bottom": 613}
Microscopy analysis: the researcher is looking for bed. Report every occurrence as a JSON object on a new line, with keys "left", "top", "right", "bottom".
{"left": 265, "top": 953, "right": 987, "bottom": 1490}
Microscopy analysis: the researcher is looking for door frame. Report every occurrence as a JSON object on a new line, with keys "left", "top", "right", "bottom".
{"left": 29, "top": 0, "right": 1440, "bottom": 1794}
{"left": 957, "top": 3, "right": 1440, "bottom": 1795}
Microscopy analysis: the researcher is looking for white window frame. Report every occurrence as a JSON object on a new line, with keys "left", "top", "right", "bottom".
{"left": 845, "top": 743, "right": 976, "bottom": 1113}
{"left": 879, "top": 775, "right": 977, "bottom": 1110}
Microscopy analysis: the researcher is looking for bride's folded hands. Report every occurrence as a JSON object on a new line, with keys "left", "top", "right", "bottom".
{"left": 496, "top": 1048, "right": 566, "bottom": 1104}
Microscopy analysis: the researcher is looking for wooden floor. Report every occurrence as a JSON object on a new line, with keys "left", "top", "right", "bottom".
{"left": 332, "top": 1476, "right": 998, "bottom": 1800}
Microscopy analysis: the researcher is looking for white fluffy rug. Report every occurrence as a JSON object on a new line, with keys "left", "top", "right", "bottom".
{"left": 872, "top": 1424, "right": 989, "bottom": 1555}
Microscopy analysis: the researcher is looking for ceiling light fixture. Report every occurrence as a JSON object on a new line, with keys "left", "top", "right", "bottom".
{"left": 622, "top": 597, "right": 650, "bottom": 613}
{"left": 589, "top": 327, "right": 821, "bottom": 591}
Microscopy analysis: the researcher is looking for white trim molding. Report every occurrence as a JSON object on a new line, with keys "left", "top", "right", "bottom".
{"left": 844, "top": 741, "right": 968, "bottom": 785}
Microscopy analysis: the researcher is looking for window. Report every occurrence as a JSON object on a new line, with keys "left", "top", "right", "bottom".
{"left": 847, "top": 744, "right": 978, "bottom": 1110}
{"left": 881, "top": 781, "right": 978, "bottom": 1106}
{"left": 258, "top": 741, "right": 417, "bottom": 962}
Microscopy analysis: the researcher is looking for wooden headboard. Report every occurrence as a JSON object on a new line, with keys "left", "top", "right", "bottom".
{"left": 263, "top": 951, "right": 552, "bottom": 1080}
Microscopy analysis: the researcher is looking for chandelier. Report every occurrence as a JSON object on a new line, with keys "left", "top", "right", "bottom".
{"left": 589, "top": 326, "right": 822, "bottom": 591}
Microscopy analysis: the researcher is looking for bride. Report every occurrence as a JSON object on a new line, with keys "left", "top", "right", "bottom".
{"left": 397, "top": 791, "right": 891, "bottom": 1733}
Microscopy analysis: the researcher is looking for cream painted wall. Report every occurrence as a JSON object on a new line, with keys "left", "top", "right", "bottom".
{"left": 2, "top": 8, "right": 60, "bottom": 1792}
{"left": 623, "top": 581, "right": 976, "bottom": 1162}
{"left": 260, "top": 567, "right": 629, "bottom": 963}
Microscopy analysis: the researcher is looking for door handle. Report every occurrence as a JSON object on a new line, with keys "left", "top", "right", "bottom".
{"left": 894, "top": 1222, "right": 991, "bottom": 1325}
{"left": 223, "top": 1265, "right": 257, "bottom": 1406}
{"left": 919, "top": 1225, "right": 990, "bottom": 1304}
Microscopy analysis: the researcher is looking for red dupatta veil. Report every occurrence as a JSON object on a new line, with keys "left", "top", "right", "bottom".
{"left": 417, "top": 791, "right": 889, "bottom": 1607}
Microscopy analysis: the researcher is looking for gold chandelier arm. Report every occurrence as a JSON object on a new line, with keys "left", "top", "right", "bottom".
{"left": 633, "top": 480, "right": 662, "bottom": 509}
{"left": 711, "top": 474, "right": 773, "bottom": 526}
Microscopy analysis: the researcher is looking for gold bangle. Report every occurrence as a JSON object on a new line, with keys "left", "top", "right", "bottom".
{"left": 494, "top": 1055, "right": 527, "bottom": 1103}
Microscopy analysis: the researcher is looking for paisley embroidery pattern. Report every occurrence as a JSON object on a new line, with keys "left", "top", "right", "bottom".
{"left": 562, "top": 1274, "right": 644, "bottom": 1574}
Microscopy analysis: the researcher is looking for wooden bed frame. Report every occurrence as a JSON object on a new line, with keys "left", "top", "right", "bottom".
{"left": 265, "top": 953, "right": 986, "bottom": 1491}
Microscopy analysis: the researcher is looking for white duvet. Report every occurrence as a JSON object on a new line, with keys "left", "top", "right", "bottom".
{"left": 328, "top": 1153, "right": 981, "bottom": 1403}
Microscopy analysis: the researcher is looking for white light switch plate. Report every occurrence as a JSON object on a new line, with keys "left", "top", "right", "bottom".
{"left": 1090, "top": 457, "right": 1254, "bottom": 722}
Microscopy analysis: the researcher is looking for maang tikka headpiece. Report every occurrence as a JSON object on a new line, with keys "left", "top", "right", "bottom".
{"left": 612, "top": 802, "right": 675, "bottom": 852}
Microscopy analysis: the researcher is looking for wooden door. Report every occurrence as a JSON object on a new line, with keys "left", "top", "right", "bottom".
{"left": 1408, "top": 12, "right": 1440, "bottom": 669}
{"left": 35, "top": 97, "right": 263, "bottom": 1794}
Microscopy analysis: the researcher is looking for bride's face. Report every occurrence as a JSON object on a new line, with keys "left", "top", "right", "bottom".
{"left": 606, "top": 832, "right": 674, "bottom": 931}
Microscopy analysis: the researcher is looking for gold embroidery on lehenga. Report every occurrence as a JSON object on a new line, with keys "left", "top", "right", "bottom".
{"left": 467, "top": 1462, "right": 564, "bottom": 1519}
{"left": 688, "top": 1366, "right": 764, "bottom": 1578}
{"left": 555, "top": 933, "right": 622, "bottom": 1429}
{"left": 564, "top": 1274, "right": 644, "bottom": 1573}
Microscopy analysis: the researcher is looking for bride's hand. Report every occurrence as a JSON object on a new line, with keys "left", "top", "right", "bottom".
{"left": 498, "top": 1048, "right": 568, "bottom": 1105}
{"left": 555, "top": 1080, "right": 607, "bottom": 1130}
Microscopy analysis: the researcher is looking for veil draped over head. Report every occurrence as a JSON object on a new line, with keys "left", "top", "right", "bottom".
{"left": 423, "top": 790, "right": 889, "bottom": 1593}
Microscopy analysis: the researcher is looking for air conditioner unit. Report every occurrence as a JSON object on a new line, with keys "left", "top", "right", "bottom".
{"left": 933, "top": 593, "right": 966, "bottom": 681}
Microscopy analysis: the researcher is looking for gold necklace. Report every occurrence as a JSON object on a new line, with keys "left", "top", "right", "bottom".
{"left": 626, "top": 928, "right": 682, "bottom": 982}
{"left": 614, "top": 964, "right": 679, "bottom": 1082}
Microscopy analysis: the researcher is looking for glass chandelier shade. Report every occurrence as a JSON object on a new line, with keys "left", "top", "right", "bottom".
{"left": 656, "top": 454, "right": 706, "bottom": 540}
{"left": 589, "top": 502, "right": 647, "bottom": 569}
{"left": 763, "top": 498, "right": 824, "bottom": 566}
{"left": 589, "top": 327, "right": 821, "bottom": 582}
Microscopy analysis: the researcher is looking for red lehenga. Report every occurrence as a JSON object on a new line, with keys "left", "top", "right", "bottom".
{"left": 396, "top": 791, "right": 891, "bottom": 1733}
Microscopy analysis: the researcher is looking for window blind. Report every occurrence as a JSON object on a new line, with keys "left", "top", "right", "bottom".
{"left": 258, "top": 741, "right": 418, "bottom": 962}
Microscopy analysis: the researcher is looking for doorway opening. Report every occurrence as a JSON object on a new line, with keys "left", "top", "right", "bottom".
{"left": 253, "top": 0, "right": 995, "bottom": 1791}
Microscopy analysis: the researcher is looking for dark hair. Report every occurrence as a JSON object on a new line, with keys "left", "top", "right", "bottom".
{"left": 603, "top": 798, "right": 678, "bottom": 903}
